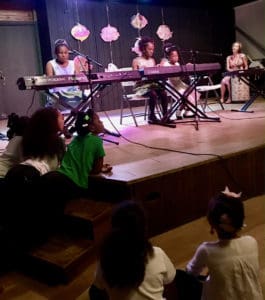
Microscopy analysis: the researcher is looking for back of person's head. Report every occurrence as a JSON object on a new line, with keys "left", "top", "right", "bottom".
{"left": 22, "top": 107, "right": 65, "bottom": 160}
{"left": 54, "top": 39, "right": 69, "bottom": 54}
{"left": 163, "top": 43, "right": 177, "bottom": 57}
{"left": 111, "top": 200, "right": 147, "bottom": 237}
{"left": 139, "top": 36, "right": 154, "bottom": 52}
{"left": 100, "top": 201, "right": 153, "bottom": 289}
{"left": 75, "top": 109, "right": 95, "bottom": 136}
{"left": 207, "top": 187, "right": 244, "bottom": 239}
{"left": 6, "top": 113, "right": 29, "bottom": 140}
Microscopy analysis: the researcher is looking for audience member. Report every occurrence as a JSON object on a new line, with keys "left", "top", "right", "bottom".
{"left": 0, "top": 113, "right": 29, "bottom": 180}
{"left": 179, "top": 187, "right": 263, "bottom": 300}
{"left": 89, "top": 201, "right": 176, "bottom": 300}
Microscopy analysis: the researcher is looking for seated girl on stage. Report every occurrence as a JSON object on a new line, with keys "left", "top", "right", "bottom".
{"left": 45, "top": 39, "right": 83, "bottom": 108}
{"left": 160, "top": 43, "right": 200, "bottom": 118}
{"left": 132, "top": 36, "right": 169, "bottom": 124}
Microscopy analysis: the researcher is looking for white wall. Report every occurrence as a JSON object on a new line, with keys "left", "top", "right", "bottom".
{"left": 235, "top": 0, "right": 265, "bottom": 60}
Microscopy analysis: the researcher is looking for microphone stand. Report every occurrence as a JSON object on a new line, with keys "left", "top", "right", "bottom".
{"left": 70, "top": 49, "right": 121, "bottom": 139}
{"left": 70, "top": 49, "right": 103, "bottom": 109}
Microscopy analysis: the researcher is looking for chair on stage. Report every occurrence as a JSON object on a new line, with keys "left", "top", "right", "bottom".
{"left": 196, "top": 76, "right": 224, "bottom": 111}
{"left": 119, "top": 67, "right": 150, "bottom": 127}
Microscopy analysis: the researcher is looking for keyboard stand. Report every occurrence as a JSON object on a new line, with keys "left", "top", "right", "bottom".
{"left": 158, "top": 76, "right": 220, "bottom": 130}
{"left": 231, "top": 76, "right": 265, "bottom": 113}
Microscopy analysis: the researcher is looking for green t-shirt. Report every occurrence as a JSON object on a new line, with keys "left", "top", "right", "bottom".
{"left": 59, "top": 133, "right": 105, "bottom": 189}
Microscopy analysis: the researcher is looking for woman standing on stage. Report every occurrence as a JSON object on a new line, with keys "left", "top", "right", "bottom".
{"left": 220, "top": 41, "right": 248, "bottom": 104}
{"left": 132, "top": 36, "right": 169, "bottom": 124}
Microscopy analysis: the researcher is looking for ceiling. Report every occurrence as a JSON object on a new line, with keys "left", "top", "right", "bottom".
{"left": 112, "top": 0, "right": 258, "bottom": 8}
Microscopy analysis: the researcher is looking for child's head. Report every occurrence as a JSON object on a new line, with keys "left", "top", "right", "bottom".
{"left": 207, "top": 189, "right": 244, "bottom": 239}
{"left": 75, "top": 109, "right": 104, "bottom": 136}
{"left": 6, "top": 113, "right": 30, "bottom": 140}
{"left": 100, "top": 201, "right": 153, "bottom": 289}
{"left": 139, "top": 36, "right": 155, "bottom": 58}
{"left": 111, "top": 200, "right": 147, "bottom": 238}
{"left": 54, "top": 39, "right": 70, "bottom": 63}
{"left": 164, "top": 43, "right": 179, "bottom": 64}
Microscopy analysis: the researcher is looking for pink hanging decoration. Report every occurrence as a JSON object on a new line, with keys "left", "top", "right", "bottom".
{"left": 156, "top": 24, "right": 173, "bottom": 41}
{"left": 131, "top": 37, "right": 141, "bottom": 56}
{"left": 130, "top": 13, "right": 148, "bottom": 30}
{"left": 71, "top": 23, "right": 90, "bottom": 42}
{"left": 100, "top": 24, "right": 120, "bottom": 42}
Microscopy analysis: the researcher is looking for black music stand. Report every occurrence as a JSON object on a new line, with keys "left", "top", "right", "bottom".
{"left": 229, "top": 70, "right": 265, "bottom": 113}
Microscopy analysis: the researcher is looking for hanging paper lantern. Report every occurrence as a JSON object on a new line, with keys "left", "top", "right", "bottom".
{"left": 156, "top": 24, "right": 173, "bottom": 41}
{"left": 131, "top": 37, "right": 141, "bottom": 56}
{"left": 71, "top": 23, "right": 90, "bottom": 42}
{"left": 100, "top": 24, "right": 120, "bottom": 42}
{"left": 130, "top": 13, "right": 148, "bottom": 30}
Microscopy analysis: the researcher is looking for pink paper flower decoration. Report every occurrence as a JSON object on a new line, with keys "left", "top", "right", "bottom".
{"left": 71, "top": 23, "right": 90, "bottom": 42}
{"left": 130, "top": 13, "right": 148, "bottom": 30}
{"left": 100, "top": 24, "right": 120, "bottom": 42}
{"left": 131, "top": 37, "right": 142, "bottom": 56}
{"left": 156, "top": 24, "right": 173, "bottom": 41}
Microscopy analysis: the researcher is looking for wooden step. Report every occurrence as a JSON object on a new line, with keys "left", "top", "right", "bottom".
{"left": 63, "top": 198, "right": 113, "bottom": 241}
{"left": 21, "top": 199, "right": 114, "bottom": 284}
{"left": 22, "top": 234, "right": 94, "bottom": 284}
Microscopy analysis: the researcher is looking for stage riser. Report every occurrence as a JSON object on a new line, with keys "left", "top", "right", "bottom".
{"left": 90, "top": 145, "right": 265, "bottom": 237}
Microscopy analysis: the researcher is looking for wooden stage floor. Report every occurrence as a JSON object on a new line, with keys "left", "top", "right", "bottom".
{"left": 99, "top": 99, "right": 265, "bottom": 182}
{"left": 88, "top": 99, "right": 265, "bottom": 235}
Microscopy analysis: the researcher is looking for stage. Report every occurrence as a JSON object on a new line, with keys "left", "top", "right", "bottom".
{"left": 90, "top": 98, "right": 265, "bottom": 235}
{"left": 1, "top": 98, "right": 265, "bottom": 236}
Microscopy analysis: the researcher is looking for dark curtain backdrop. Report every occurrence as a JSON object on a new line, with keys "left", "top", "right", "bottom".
{"left": 36, "top": 0, "right": 235, "bottom": 111}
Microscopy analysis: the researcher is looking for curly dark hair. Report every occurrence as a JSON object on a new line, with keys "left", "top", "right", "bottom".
{"left": 207, "top": 192, "right": 245, "bottom": 239}
{"left": 22, "top": 107, "right": 65, "bottom": 161}
{"left": 138, "top": 36, "right": 154, "bottom": 53}
{"left": 100, "top": 201, "right": 153, "bottom": 289}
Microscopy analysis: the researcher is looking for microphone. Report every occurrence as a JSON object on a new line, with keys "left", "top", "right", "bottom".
{"left": 69, "top": 49, "right": 103, "bottom": 67}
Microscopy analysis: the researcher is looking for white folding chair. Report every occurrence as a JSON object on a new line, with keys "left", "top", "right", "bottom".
{"left": 196, "top": 76, "right": 224, "bottom": 111}
{"left": 119, "top": 67, "right": 149, "bottom": 126}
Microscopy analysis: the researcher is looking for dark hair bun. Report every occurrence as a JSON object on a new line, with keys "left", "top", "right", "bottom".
{"left": 75, "top": 109, "right": 94, "bottom": 136}
{"left": 164, "top": 43, "right": 177, "bottom": 55}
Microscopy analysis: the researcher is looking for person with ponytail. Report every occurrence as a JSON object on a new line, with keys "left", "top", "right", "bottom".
{"left": 184, "top": 187, "right": 263, "bottom": 300}
{"left": 40, "top": 109, "right": 112, "bottom": 201}
{"left": 132, "top": 36, "right": 169, "bottom": 124}
{"left": 89, "top": 201, "right": 176, "bottom": 300}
